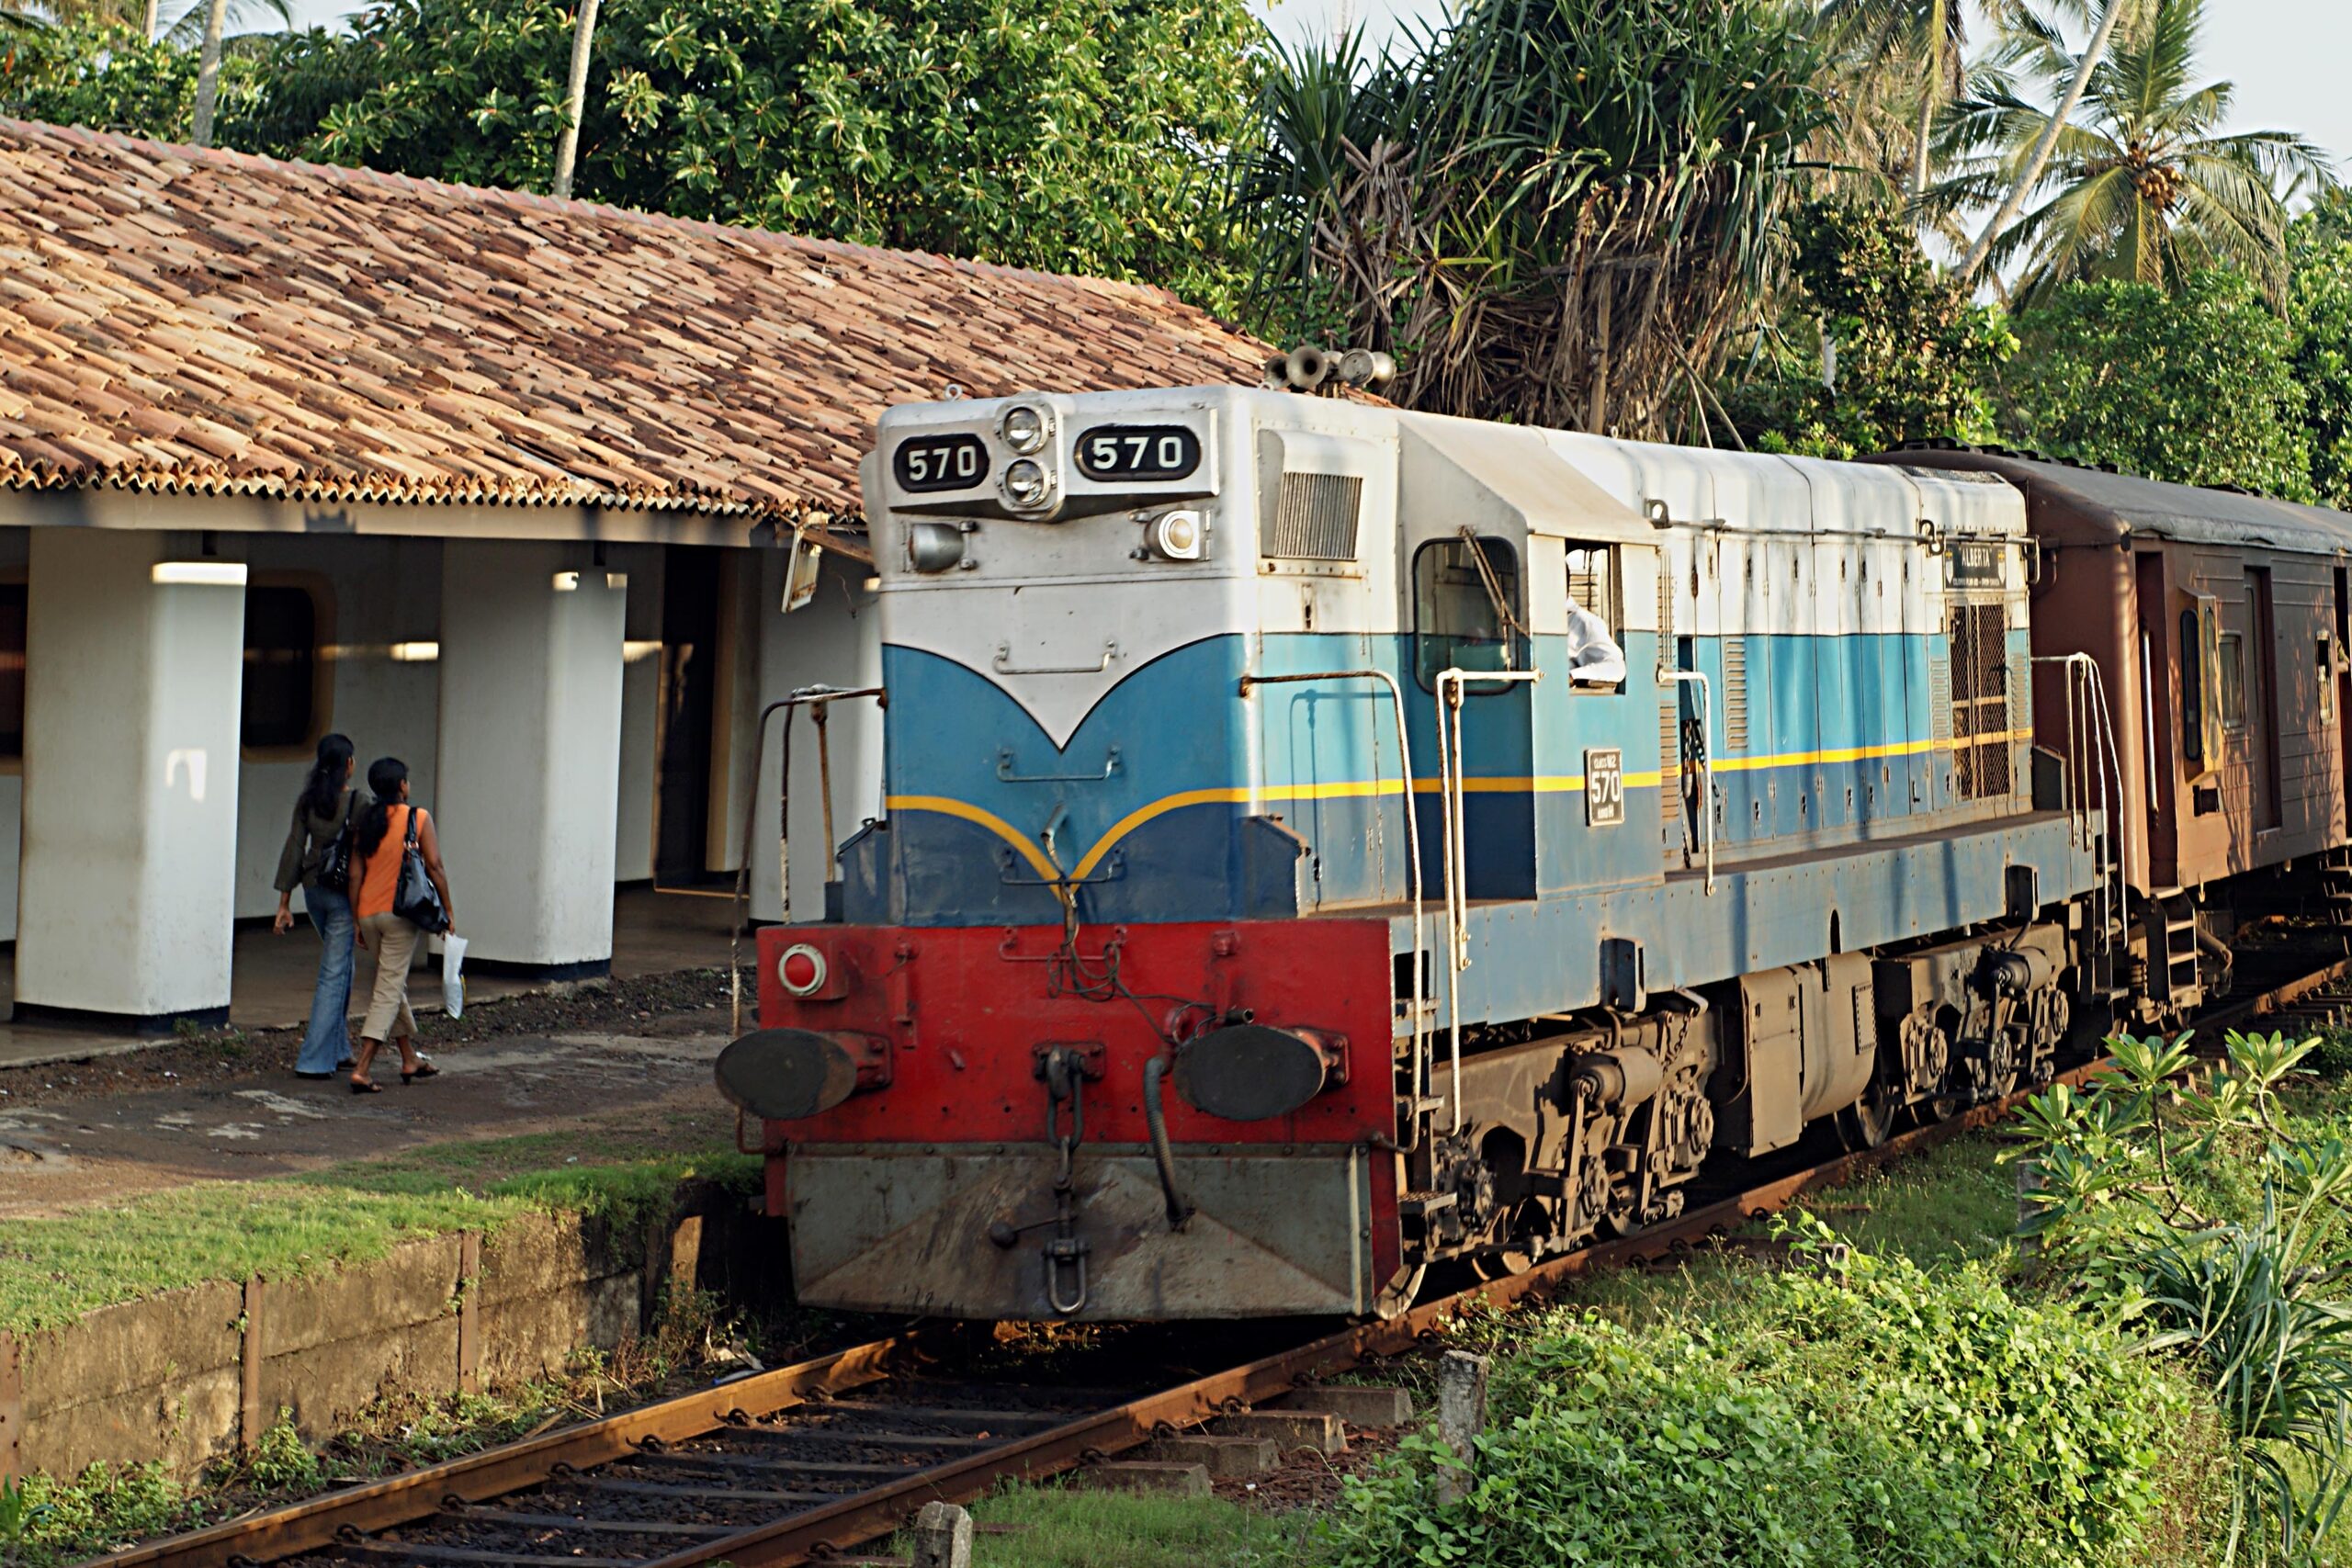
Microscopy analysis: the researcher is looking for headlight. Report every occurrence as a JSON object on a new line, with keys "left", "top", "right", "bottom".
{"left": 1001, "top": 458, "right": 1053, "bottom": 510}
{"left": 1146, "top": 509, "right": 1206, "bottom": 561}
{"left": 907, "top": 521, "right": 967, "bottom": 573}
{"left": 999, "top": 402, "right": 1051, "bottom": 455}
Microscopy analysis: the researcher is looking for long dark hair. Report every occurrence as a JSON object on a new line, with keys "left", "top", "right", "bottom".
{"left": 357, "top": 757, "right": 410, "bottom": 860}
{"left": 299, "top": 733, "right": 355, "bottom": 821}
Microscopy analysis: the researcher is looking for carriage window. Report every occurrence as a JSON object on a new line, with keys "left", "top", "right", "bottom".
{"left": 2218, "top": 632, "right": 2246, "bottom": 731}
{"left": 1414, "top": 536, "right": 1520, "bottom": 691}
{"left": 2322, "top": 634, "right": 2335, "bottom": 723}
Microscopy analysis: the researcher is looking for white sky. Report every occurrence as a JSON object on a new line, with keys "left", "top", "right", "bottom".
{"left": 271, "top": 0, "right": 2348, "bottom": 171}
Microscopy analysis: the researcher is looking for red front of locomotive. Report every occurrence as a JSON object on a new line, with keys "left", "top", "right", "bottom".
{"left": 719, "top": 919, "right": 1406, "bottom": 1321}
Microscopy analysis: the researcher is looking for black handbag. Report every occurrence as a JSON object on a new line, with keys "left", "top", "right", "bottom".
{"left": 392, "top": 807, "right": 450, "bottom": 934}
{"left": 313, "top": 793, "right": 358, "bottom": 894}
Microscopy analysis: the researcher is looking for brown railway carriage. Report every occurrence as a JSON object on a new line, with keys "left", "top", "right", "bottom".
{"left": 1876, "top": 447, "right": 2352, "bottom": 1016}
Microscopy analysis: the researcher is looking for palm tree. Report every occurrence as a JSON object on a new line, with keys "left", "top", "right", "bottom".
{"left": 0, "top": 0, "right": 285, "bottom": 39}
{"left": 550, "top": 0, "right": 601, "bottom": 199}
{"left": 1937, "top": 0, "right": 2335, "bottom": 305}
{"left": 1815, "top": 0, "right": 1977, "bottom": 199}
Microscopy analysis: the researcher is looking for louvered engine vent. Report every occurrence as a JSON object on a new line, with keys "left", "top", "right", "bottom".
{"left": 1265, "top": 471, "right": 1363, "bottom": 560}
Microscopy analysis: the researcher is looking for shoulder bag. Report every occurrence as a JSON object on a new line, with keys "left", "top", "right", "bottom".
{"left": 313, "top": 792, "right": 359, "bottom": 895}
{"left": 393, "top": 807, "right": 450, "bottom": 934}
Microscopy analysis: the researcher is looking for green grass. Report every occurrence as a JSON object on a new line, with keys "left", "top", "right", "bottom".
{"left": 0, "top": 1132, "right": 757, "bottom": 1332}
{"left": 895, "top": 1484, "right": 1306, "bottom": 1568}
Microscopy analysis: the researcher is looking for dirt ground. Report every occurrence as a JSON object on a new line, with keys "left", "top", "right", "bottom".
{"left": 0, "top": 969, "right": 744, "bottom": 1218}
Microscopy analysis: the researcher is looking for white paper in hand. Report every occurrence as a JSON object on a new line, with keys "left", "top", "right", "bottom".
{"left": 442, "top": 933, "right": 468, "bottom": 1020}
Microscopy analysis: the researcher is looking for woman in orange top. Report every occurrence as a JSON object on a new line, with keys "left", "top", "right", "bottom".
{"left": 347, "top": 757, "right": 458, "bottom": 1094}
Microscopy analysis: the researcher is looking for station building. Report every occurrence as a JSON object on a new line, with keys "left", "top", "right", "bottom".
{"left": 0, "top": 117, "right": 1264, "bottom": 1032}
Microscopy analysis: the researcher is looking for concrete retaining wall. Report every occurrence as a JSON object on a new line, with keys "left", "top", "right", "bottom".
{"left": 0, "top": 1185, "right": 782, "bottom": 1483}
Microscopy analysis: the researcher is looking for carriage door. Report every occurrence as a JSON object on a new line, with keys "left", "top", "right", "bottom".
{"left": 2336, "top": 567, "right": 2351, "bottom": 839}
{"left": 2245, "top": 566, "right": 2281, "bottom": 832}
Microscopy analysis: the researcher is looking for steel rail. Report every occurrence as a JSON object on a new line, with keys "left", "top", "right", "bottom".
{"left": 88, "top": 953, "right": 2352, "bottom": 1568}
{"left": 79, "top": 1336, "right": 915, "bottom": 1568}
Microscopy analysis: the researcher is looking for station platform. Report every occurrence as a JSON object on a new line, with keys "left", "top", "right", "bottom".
{"left": 0, "top": 886, "right": 741, "bottom": 1071}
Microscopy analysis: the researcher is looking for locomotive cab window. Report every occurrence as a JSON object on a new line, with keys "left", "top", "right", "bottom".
{"left": 1563, "top": 544, "right": 1626, "bottom": 690}
{"left": 1414, "top": 536, "right": 1521, "bottom": 691}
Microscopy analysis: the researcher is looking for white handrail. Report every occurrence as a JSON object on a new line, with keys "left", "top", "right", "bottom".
{"left": 1434, "top": 666, "right": 1542, "bottom": 1131}
{"left": 1238, "top": 668, "right": 1428, "bottom": 1142}
{"left": 2030, "top": 652, "right": 2130, "bottom": 990}
{"left": 1657, "top": 667, "right": 1716, "bottom": 894}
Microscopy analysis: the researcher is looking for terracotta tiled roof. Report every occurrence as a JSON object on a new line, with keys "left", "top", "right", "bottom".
{"left": 0, "top": 118, "right": 1271, "bottom": 525}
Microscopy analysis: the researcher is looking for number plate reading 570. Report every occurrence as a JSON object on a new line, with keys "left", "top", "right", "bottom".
{"left": 893, "top": 434, "right": 989, "bottom": 493}
{"left": 1077, "top": 424, "right": 1201, "bottom": 481}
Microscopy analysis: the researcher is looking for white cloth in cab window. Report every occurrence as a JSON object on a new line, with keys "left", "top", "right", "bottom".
{"left": 1566, "top": 603, "right": 1626, "bottom": 684}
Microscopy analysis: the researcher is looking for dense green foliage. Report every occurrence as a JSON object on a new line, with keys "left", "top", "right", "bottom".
{"left": 1237, "top": 0, "right": 1829, "bottom": 435}
{"left": 220, "top": 0, "right": 1262, "bottom": 309}
{"left": 2290, "top": 208, "right": 2352, "bottom": 511}
{"left": 2017, "top": 1032, "right": 2352, "bottom": 1561}
{"left": 1997, "top": 270, "right": 2315, "bottom": 499}
{"left": 1728, "top": 198, "right": 2013, "bottom": 457}
{"left": 1317, "top": 1249, "right": 2183, "bottom": 1568}
{"left": 0, "top": 17, "right": 262, "bottom": 139}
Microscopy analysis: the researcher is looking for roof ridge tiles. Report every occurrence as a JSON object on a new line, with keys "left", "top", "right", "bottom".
{"left": 0, "top": 114, "right": 1268, "bottom": 520}
{"left": 0, "top": 116, "right": 1194, "bottom": 310}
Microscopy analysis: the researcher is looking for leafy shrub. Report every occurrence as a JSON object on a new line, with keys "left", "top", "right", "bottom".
{"left": 2013, "top": 1031, "right": 2352, "bottom": 1562}
{"left": 2311, "top": 1026, "right": 2352, "bottom": 1081}
{"left": 2001, "top": 272, "right": 2316, "bottom": 502}
{"left": 6, "top": 1461, "right": 196, "bottom": 1566}
{"left": 243, "top": 1412, "right": 322, "bottom": 1492}
{"left": 1317, "top": 1241, "right": 2181, "bottom": 1568}
{"left": 1727, "top": 197, "right": 2014, "bottom": 459}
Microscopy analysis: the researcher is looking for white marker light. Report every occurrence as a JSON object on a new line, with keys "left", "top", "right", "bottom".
{"left": 151, "top": 561, "right": 248, "bottom": 586}
{"left": 1149, "top": 510, "right": 1206, "bottom": 561}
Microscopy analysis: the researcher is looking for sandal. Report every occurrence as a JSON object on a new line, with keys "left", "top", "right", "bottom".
{"left": 294, "top": 1069, "right": 335, "bottom": 1080}
{"left": 349, "top": 1077, "right": 381, "bottom": 1094}
{"left": 401, "top": 1060, "right": 439, "bottom": 1084}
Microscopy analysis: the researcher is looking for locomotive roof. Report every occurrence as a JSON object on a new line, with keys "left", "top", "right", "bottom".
{"left": 1869, "top": 446, "right": 2352, "bottom": 557}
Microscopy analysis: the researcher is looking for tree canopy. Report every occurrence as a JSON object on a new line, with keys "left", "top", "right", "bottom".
{"left": 226, "top": 0, "right": 1266, "bottom": 309}
{"left": 1235, "top": 0, "right": 1829, "bottom": 438}
{"left": 1999, "top": 268, "right": 2314, "bottom": 498}
{"left": 1726, "top": 198, "right": 2012, "bottom": 458}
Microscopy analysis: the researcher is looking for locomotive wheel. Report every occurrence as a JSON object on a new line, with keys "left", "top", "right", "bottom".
{"left": 1374, "top": 1263, "right": 1428, "bottom": 1320}
{"left": 1470, "top": 1247, "right": 1536, "bottom": 1282}
{"left": 1837, "top": 1078, "right": 1901, "bottom": 1152}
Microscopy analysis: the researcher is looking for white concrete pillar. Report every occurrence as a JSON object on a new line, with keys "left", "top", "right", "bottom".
{"left": 17, "top": 532, "right": 246, "bottom": 1027}
{"left": 434, "top": 541, "right": 625, "bottom": 975}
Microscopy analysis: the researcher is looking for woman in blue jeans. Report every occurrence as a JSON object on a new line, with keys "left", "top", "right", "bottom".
{"left": 272, "top": 733, "right": 367, "bottom": 1079}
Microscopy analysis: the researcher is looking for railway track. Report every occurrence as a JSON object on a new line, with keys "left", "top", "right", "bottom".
{"left": 85, "top": 941, "right": 2352, "bottom": 1568}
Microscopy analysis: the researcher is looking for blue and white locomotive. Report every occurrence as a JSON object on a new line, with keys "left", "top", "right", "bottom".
{"left": 718, "top": 382, "right": 2109, "bottom": 1320}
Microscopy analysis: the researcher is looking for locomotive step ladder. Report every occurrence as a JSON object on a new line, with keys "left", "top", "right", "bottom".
{"left": 2159, "top": 895, "right": 2201, "bottom": 1007}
